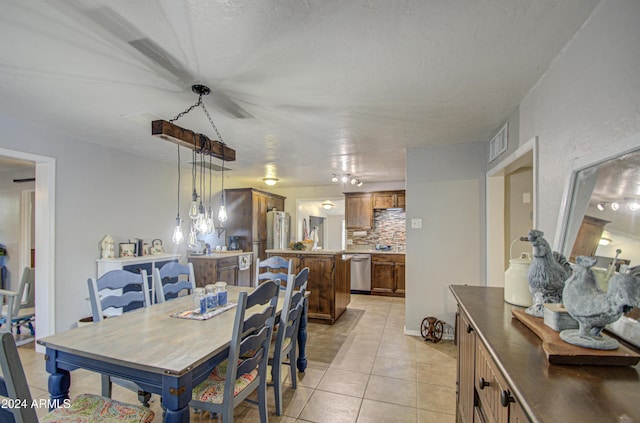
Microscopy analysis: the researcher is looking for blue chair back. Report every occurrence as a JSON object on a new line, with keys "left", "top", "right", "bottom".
{"left": 153, "top": 262, "right": 196, "bottom": 303}
{"left": 87, "top": 269, "right": 150, "bottom": 322}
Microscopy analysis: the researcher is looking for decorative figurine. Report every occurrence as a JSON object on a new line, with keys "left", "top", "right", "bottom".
{"left": 149, "top": 239, "right": 164, "bottom": 255}
{"left": 560, "top": 256, "right": 640, "bottom": 350}
{"left": 525, "top": 229, "right": 572, "bottom": 317}
{"left": 100, "top": 234, "right": 115, "bottom": 259}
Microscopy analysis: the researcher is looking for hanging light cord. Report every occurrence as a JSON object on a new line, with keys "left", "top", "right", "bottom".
{"left": 176, "top": 145, "right": 181, "bottom": 217}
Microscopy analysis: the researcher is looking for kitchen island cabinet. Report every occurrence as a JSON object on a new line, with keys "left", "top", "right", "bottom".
{"left": 450, "top": 285, "right": 640, "bottom": 423}
{"left": 266, "top": 250, "right": 350, "bottom": 324}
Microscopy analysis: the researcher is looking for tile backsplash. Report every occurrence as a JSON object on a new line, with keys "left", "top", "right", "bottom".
{"left": 347, "top": 209, "right": 406, "bottom": 249}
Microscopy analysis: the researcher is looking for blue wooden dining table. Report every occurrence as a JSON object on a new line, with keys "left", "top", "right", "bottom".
{"left": 37, "top": 285, "right": 307, "bottom": 422}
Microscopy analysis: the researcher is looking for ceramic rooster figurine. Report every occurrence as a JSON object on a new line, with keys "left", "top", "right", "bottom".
{"left": 525, "top": 229, "right": 572, "bottom": 317}
{"left": 560, "top": 256, "right": 640, "bottom": 350}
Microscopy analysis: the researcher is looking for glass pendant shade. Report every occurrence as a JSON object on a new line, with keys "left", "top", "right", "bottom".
{"left": 206, "top": 208, "right": 215, "bottom": 233}
{"left": 188, "top": 189, "right": 199, "bottom": 219}
{"left": 172, "top": 216, "right": 184, "bottom": 244}
{"left": 196, "top": 203, "right": 208, "bottom": 232}
{"left": 218, "top": 203, "right": 228, "bottom": 223}
{"left": 188, "top": 224, "right": 198, "bottom": 248}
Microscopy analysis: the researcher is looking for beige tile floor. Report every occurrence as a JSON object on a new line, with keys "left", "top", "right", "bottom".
{"left": 16, "top": 294, "right": 457, "bottom": 422}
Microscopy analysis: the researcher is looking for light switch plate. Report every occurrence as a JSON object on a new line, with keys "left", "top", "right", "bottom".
{"left": 411, "top": 218, "right": 422, "bottom": 229}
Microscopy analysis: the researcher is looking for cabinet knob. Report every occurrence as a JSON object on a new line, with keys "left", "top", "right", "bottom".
{"left": 466, "top": 325, "right": 474, "bottom": 334}
{"left": 500, "top": 390, "right": 515, "bottom": 407}
{"left": 478, "top": 377, "right": 490, "bottom": 390}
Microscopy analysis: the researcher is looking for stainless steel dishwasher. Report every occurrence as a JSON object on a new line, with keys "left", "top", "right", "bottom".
{"left": 347, "top": 254, "right": 371, "bottom": 293}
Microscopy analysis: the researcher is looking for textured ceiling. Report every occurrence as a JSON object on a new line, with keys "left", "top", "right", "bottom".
{"left": 0, "top": 0, "right": 599, "bottom": 187}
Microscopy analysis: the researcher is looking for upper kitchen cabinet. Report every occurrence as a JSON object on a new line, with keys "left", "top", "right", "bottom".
{"left": 224, "top": 188, "right": 286, "bottom": 261}
{"left": 345, "top": 193, "right": 373, "bottom": 230}
{"left": 372, "top": 190, "right": 405, "bottom": 209}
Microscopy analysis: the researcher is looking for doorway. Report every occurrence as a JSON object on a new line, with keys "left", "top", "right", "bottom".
{"left": 486, "top": 137, "right": 537, "bottom": 287}
{"left": 0, "top": 147, "right": 56, "bottom": 352}
{"left": 309, "top": 216, "right": 325, "bottom": 249}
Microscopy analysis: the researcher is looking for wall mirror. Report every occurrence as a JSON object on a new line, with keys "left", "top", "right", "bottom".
{"left": 555, "top": 134, "right": 640, "bottom": 348}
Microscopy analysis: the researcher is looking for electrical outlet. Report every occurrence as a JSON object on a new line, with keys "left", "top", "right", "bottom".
{"left": 411, "top": 218, "right": 422, "bottom": 229}
{"left": 346, "top": 239, "right": 353, "bottom": 245}
{"left": 523, "top": 192, "right": 531, "bottom": 204}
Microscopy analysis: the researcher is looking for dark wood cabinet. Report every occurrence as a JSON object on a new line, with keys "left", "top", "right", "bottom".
{"left": 188, "top": 254, "right": 251, "bottom": 288}
{"left": 371, "top": 254, "right": 405, "bottom": 297}
{"left": 224, "top": 188, "right": 286, "bottom": 264}
{"left": 216, "top": 256, "right": 238, "bottom": 286}
{"left": 345, "top": 193, "right": 373, "bottom": 229}
{"left": 372, "top": 190, "right": 405, "bottom": 209}
{"left": 268, "top": 252, "right": 350, "bottom": 324}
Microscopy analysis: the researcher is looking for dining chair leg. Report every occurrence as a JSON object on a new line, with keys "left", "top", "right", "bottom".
{"left": 258, "top": 380, "right": 268, "bottom": 423}
{"left": 273, "top": 364, "right": 283, "bottom": 416}
{"left": 289, "top": 348, "right": 298, "bottom": 390}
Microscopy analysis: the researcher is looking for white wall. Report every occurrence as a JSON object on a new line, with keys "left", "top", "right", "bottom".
{"left": 0, "top": 167, "right": 35, "bottom": 290}
{"left": 0, "top": 116, "right": 189, "bottom": 332}
{"left": 517, "top": 0, "right": 640, "bottom": 243}
{"left": 405, "top": 142, "right": 487, "bottom": 333}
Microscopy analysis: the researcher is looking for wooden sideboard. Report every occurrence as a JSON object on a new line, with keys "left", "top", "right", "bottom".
{"left": 450, "top": 285, "right": 640, "bottom": 423}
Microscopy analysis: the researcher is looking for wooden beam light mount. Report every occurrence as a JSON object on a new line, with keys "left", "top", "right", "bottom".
{"left": 151, "top": 84, "right": 236, "bottom": 162}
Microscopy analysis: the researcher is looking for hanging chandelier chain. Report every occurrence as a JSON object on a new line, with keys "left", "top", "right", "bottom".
{"left": 170, "top": 94, "right": 203, "bottom": 123}
{"left": 200, "top": 102, "right": 226, "bottom": 146}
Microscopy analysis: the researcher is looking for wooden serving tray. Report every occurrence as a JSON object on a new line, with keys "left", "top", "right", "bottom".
{"left": 512, "top": 309, "right": 640, "bottom": 366}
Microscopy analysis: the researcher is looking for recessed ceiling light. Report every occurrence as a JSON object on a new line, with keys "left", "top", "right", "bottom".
{"left": 611, "top": 202, "right": 620, "bottom": 210}
{"left": 263, "top": 177, "right": 279, "bottom": 186}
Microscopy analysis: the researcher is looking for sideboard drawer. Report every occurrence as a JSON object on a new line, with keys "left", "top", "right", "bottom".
{"left": 475, "top": 340, "right": 509, "bottom": 423}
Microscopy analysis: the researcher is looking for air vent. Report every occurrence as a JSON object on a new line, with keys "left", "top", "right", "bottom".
{"left": 489, "top": 123, "right": 508, "bottom": 162}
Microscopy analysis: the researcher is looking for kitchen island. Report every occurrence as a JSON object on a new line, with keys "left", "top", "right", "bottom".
{"left": 266, "top": 249, "right": 350, "bottom": 324}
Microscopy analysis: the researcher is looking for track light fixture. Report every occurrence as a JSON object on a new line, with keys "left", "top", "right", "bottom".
{"left": 331, "top": 173, "right": 364, "bottom": 187}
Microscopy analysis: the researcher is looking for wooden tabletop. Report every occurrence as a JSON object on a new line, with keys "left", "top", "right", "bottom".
{"left": 450, "top": 285, "right": 640, "bottom": 423}
{"left": 38, "top": 286, "right": 285, "bottom": 376}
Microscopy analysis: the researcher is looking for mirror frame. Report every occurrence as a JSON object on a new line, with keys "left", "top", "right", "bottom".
{"left": 554, "top": 133, "right": 640, "bottom": 256}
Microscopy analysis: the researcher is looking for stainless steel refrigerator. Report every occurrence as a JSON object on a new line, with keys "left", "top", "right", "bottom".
{"left": 267, "top": 210, "right": 290, "bottom": 250}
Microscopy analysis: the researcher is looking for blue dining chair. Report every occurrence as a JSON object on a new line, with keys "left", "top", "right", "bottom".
{"left": 152, "top": 261, "right": 196, "bottom": 303}
{"left": 190, "top": 280, "right": 280, "bottom": 423}
{"left": 255, "top": 256, "right": 292, "bottom": 287}
{"left": 0, "top": 332, "right": 155, "bottom": 423}
{"left": 269, "top": 267, "right": 309, "bottom": 415}
{"left": 87, "top": 269, "right": 152, "bottom": 406}
{"left": 0, "top": 268, "right": 35, "bottom": 344}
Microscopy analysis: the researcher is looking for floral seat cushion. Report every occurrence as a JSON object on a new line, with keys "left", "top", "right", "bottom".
{"left": 40, "top": 394, "right": 154, "bottom": 423}
{"left": 193, "top": 368, "right": 259, "bottom": 404}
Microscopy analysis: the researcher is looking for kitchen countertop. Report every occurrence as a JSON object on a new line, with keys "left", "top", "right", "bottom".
{"left": 345, "top": 249, "right": 406, "bottom": 255}
{"left": 266, "top": 249, "right": 345, "bottom": 255}
{"left": 188, "top": 251, "right": 251, "bottom": 259}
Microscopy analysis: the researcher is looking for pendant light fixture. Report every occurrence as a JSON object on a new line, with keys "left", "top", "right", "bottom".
{"left": 171, "top": 144, "right": 184, "bottom": 244}
{"left": 188, "top": 149, "right": 199, "bottom": 220}
{"left": 218, "top": 152, "right": 228, "bottom": 223}
{"left": 206, "top": 152, "right": 216, "bottom": 233}
{"left": 152, "top": 84, "right": 237, "bottom": 238}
